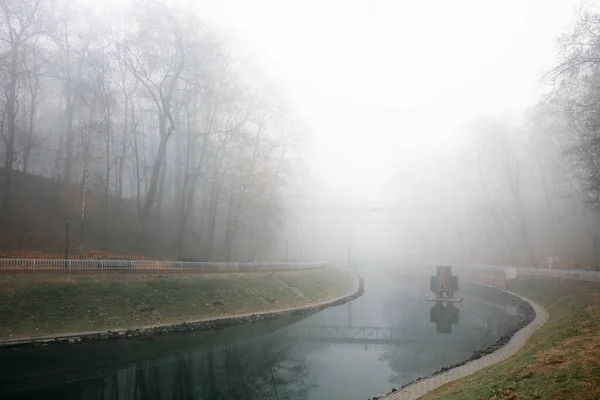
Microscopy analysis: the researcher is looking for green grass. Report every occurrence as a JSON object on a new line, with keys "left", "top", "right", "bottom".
{"left": 278, "top": 266, "right": 356, "bottom": 300}
{"left": 422, "top": 278, "right": 600, "bottom": 400}
{"left": 0, "top": 267, "right": 356, "bottom": 339}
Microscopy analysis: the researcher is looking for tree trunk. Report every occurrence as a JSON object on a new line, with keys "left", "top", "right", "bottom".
{"left": 540, "top": 165, "right": 557, "bottom": 259}
{"left": 207, "top": 353, "right": 217, "bottom": 399}
{"left": 506, "top": 159, "right": 537, "bottom": 268}
{"left": 176, "top": 125, "right": 210, "bottom": 259}
{"left": 156, "top": 151, "right": 166, "bottom": 218}
{"left": 206, "top": 193, "right": 219, "bottom": 261}
{"left": 515, "top": 197, "right": 537, "bottom": 267}
{"left": 117, "top": 93, "right": 128, "bottom": 202}
{"left": 63, "top": 32, "right": 74, "bottom": 183}
{"left": 134, "top": 369, "right": 150, "bottom": 400}
{"left": 102, "top": 94, "right": 111, "bottom": 250}
{"left": 176, "top": 115, "right": 194, "bottom": 259}
{"left": 52, "top": 136, "right": 64, "bottom": 180}
{"left": 23, "top": 74, "right": 39, "bottom": 174}
{"left": 478, "top": 154, "right": 517, "bottom": 265}
{"left": 79, "top": 174, "right": 88, "bottom": 257}
{"left": 131, "top": 100, "right": 142, "bottom": 218}
{"left": 224, "top": 196, "right": 234, "bottom": 262}
{"left": 2, "top": 41, "right": 19, "bottom": 210}
{"left": 137, "top": 113, "right": 169, "bottom": 247}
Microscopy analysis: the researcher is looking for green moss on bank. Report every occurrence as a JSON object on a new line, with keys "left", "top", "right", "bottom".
{"left": 0, "top": 267, "right": 356, "bottom": 339}
{"left": 422, "top": 278, "right": 600, "bottom": 400}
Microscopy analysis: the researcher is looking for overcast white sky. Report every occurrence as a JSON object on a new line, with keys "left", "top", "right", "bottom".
{"left": 100, "top": 0, "right": 587, "bottom": 205}
{"left": 186, "top": 0, "right": 586, "bottom": 205}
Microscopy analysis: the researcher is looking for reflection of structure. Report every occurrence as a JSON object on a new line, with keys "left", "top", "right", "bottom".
{"left": 426, "top": 266, "right": 462, "bottom": 333}
{"left": 429, "top": 301, "right": 460, "bottom": 333}
{"left": 285, "top": 324, "right": 473, "bottom": 345}
{"left": 286, "top": 325, "right": 415, "bottom": 345}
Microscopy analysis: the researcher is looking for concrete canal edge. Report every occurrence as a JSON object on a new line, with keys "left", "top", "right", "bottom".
{"left": 377, "top": 284, "right": 549, "bottom": 400}
{"left": 0, "top": 275, "right": 365, "bottom": 349}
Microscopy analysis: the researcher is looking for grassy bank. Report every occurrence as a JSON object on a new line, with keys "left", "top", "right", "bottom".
{"left": 0, "top": 267, "right": 356, "bottom": 340}
{"left": 422, "top": 277, "right": 600, "bottom": 400}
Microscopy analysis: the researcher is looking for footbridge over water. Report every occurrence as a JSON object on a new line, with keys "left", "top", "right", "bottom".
{"left": 283, "top": 324, "right": 477, "bottom": 345}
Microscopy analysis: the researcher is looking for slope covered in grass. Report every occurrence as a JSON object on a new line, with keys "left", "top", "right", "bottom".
{"left": 422, "top": 278, "right": 600, "bottom": 400}
{"left": 0, "top": 267, "right": 356, "bottom": 339}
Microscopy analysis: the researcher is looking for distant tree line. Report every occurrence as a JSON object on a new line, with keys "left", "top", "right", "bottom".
{"left": 0, "top": 0, "right": 304, "bottom": 260}
{"left": 391, "top": 6, "right": 600, "bottom": 269}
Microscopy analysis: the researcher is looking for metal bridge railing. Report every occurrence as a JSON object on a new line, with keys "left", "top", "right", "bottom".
{"left": 285, "top": 325, "right": 420, "bottom": 341}
{"left": 0, "top": 259, "right": 326, "bottom": 272}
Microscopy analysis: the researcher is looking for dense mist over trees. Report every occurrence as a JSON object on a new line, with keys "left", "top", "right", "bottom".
{"left": 0, "top": 0, "right": 304, "bottom": 260}
{"left": 3, "top": 1, "right": 600, "bottom": 268}
{"left": 385, "top": 6, "right": 600, "bottom": 269}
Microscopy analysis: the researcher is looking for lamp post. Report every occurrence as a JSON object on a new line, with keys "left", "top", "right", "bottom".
{"left": 64, "top": 218, "right": 70, "bottom": 268}
{"left": 348, "top": 224, "right": 352, "bottom": 269}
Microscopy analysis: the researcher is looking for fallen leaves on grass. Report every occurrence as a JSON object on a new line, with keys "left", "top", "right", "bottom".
{"left": 0, "top": 249, "right": 159, "bottom": 260}
{"left": 484, "top": 387, "right": 518, "bottom": 400}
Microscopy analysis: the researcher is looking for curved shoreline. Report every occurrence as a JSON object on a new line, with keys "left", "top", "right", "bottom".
{"left": 375, "top": 283, "right": 549, "bottom": 400}
{"left": 0, "top": 276, "right": 364, "bottom": 349}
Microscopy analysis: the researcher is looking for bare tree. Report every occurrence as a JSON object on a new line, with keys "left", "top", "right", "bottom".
{"left": 0, "top": 0, "right": 44, "bottom": 209}
{"left": 125, "top": 3, "right": 186, "bottom": 246}
{"left": 0, "top": 0, "right": 303, "bottom": 260}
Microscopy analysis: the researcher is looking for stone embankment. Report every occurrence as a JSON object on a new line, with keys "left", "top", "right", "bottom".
{"left": 368, "top": 283, "right": 539, "bottom": 400}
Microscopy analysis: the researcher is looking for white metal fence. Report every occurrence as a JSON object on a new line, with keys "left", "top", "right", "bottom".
{"left": 0, "top": 259, "right": 326, "bottom": 272}
{"left": 453, "top": 263, "right": 600, "bottom": 282}
{"left": 403, "top": 262, "right": 600, "bottom": 283}
{"left": 517, "top": 267, "right": 600, "bottom": 282}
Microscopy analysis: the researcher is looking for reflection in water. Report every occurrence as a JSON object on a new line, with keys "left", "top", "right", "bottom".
{"left": 1, "top": 332, "right": 316, "bottom": 400}
{"left": 429, "top": 301, "right": 459, "bottom": 333}
{"left": 0, "top": 273, "right": 526, "bottom": 400}
{"left": 373, "top": 275, "right": 521, "bottom": 388}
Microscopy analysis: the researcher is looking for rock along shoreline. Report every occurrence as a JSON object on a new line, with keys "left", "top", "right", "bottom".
{"left": 369, "top": 282, "right": 536, "bottom": 400}
{"left": 0, "top": 276, "right": 365, "bottom": 350}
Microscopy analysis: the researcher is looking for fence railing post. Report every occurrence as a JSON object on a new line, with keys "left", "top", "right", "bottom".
{"left": 0, "top": 258, "right": 327, "bottom": 273}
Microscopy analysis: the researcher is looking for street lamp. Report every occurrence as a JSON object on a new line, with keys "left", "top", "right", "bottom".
{"left": 64, "top": 218, "right": 70, "bottom": 268}
{"left": 348, "top": 224, "right": 352, "bottom": 269}
{"left": 285, "top": 238, "right": 289, "bottom": 263}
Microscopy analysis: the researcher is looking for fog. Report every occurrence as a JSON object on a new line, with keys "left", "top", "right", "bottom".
{"left": 196, "top": 0, "right": 576, "bottom": 196}
{"left": 2, "top": 0, "right": 600, "bottom": 267}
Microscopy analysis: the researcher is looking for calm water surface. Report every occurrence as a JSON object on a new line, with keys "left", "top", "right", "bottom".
{"left": 0, "top": 272, "right": 522, "bottom": 400}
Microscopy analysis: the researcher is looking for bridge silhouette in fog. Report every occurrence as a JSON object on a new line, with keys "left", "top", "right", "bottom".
{"left": 284, "top": 324, "right": 476, "bottom": 345}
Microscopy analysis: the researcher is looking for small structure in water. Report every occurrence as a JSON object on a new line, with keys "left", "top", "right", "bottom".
{"left": 427, "top": 266, "right": 462, "bottom": 333}
{"left": 428, "top": 265, "right": 462, "bottom": 303}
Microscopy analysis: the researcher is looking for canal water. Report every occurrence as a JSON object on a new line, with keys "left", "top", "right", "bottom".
{"left": 0, "top": 272, "right": 522, "bottom": 400}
